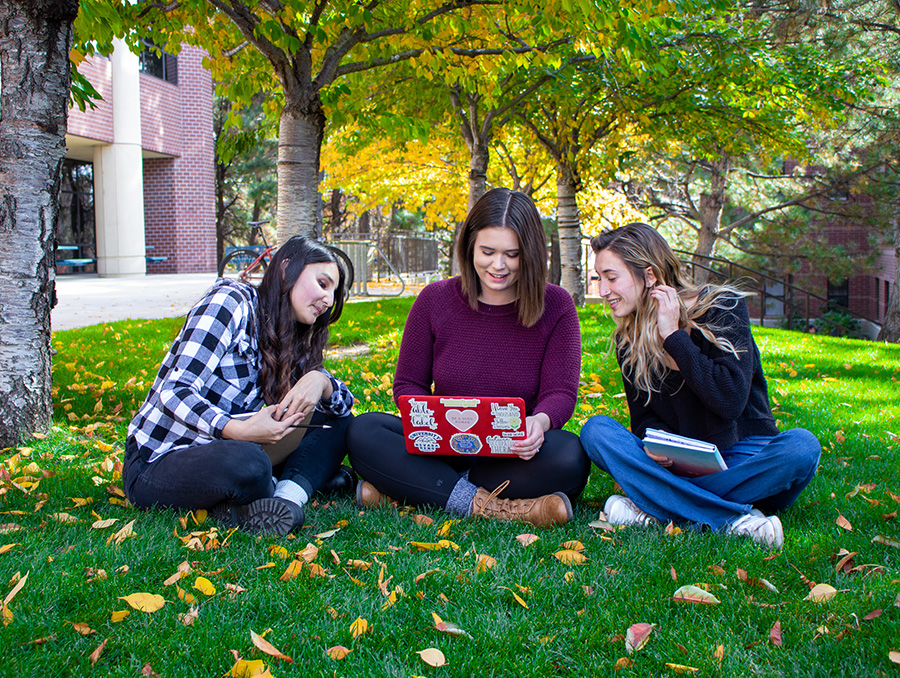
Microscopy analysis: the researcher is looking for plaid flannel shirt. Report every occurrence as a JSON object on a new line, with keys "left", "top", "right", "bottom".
{"left": 127, "top": 279, "right": 354, "bottom": 463}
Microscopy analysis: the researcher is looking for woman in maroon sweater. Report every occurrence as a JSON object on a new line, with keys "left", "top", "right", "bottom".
{"left": 347, "top": 189, "right": 589, "bottom": 527}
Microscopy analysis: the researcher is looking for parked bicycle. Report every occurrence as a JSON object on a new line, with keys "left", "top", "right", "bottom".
{"left": 218, "top": 222, "right": 356, "bottom": 298}
{"left": 218, "top": 221, "right": 274, "bottom": 283}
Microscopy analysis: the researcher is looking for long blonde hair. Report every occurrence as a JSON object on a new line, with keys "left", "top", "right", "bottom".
{"left": 591, "top": 223, "right": 747, "bottom": 397}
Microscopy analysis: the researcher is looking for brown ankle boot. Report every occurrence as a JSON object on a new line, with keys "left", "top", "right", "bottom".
{"left": 356, "top": 480, "right": 394, "bottom": 508}
{"left": 471, "top": 483, "right": 573, "bottom": 528}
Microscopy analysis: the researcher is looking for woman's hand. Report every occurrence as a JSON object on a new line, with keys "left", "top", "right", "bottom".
{"left": 644, "top": 445, "right": 673, "bottom": 468}
{"left": 511, "top": 413, "right": 551, "bottom": 461}
{"left": 274, "top": 371, "right": 333, "bottom": 421}
{"left": 649, "top": 284, "right": 681, "bottom": 340}
{"left": 222, "top": 407, "right": 304, "bottom": 445}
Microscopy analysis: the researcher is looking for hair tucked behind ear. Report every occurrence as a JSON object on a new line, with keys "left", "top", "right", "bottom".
{"left": 591, "top": 223, "right": 748, "bottom": 398}
{"left": 457, "top": 187, "right": 548, "bottom": 327}
{"left": 255, "top": 236, "right": 353, "bottom": 405}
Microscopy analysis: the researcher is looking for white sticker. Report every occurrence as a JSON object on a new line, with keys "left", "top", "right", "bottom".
{"left": 490, "top": 402, "right": 522, "bottom": 430}
{"left": 408, "top": 398, "right": 438, "bottom": 430}
{"left": 486, "top": 435, "right": 515, "bottom": 455}
{"left": 409, "top": 430, "right": 442, "bottom": 453}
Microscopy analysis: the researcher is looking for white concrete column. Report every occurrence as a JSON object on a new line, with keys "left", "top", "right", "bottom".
{"left": 94, "top": 38, "right": 146, "bottom": 276}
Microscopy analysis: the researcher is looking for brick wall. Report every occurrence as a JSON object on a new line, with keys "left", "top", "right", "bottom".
{"left": 68, "top": 57, "right": 114, "bottom": 143}
{"left": 141, "top": 45, "right": 216, "bottom": 274}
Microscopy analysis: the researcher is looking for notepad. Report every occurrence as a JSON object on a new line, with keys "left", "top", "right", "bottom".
{"left": 398, "top": 395, "right": 527, "bottom": 457}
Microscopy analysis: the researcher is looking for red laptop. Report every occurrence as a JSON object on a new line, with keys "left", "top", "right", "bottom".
{"left": 398, "top": 395, "right": 527, "bottom": 457}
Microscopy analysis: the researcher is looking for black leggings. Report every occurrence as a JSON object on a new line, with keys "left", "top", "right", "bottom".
{"left": 347, "top": 412, "right": 589, "bottom": 508}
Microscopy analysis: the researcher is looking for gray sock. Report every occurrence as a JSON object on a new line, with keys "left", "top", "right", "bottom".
{"left": 274, "top": 479, "right": 310, "bottom": 507}
{"left": 445, "top": 475, "right": 478, "bottom": 516}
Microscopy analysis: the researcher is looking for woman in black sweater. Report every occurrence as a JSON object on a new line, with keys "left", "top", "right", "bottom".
{"left": 581, "top": 223, "right": 820, "bottom": 548}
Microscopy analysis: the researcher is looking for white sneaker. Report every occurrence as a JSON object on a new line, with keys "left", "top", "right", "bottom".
{"left": 603, "top": 494, "right": 660, "bottom": 527}
{"left": 726, "top": 513, "right": 784, "bottom": 548}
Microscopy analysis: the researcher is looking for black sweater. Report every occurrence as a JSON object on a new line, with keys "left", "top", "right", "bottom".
{"left": 619, "top": 295, "right": 779, "bottom": 451}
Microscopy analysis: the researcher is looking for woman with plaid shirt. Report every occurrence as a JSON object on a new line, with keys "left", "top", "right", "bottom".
{"left": 124, "top": 237, "right": 354, "bottom": 536}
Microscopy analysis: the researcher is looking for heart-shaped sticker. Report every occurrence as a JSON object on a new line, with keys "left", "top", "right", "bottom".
{"left": 445, "top": 409, "right": 479, "bottom": 432}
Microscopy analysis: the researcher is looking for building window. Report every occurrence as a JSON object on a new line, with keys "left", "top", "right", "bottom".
{"left": 139, "top": 41, "right": 178, "bottom": 85}
{"left": 827, "top": 278, "right": 850, "bottom": 309}
{"left": 56, "top": 160, "right": 96, "bottom": 274}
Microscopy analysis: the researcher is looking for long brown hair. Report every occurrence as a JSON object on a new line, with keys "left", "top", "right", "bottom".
{"left": 256, "top": 236, "right": 352, "bottom": 405}
{"left": 457, "top": 188, "right": 547, "bottom": 327}
{"left": 591, "top": 223, "right": 745, "bottom": 397}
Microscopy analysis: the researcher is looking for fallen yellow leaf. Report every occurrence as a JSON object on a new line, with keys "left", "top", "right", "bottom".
{"left": 193, "top": 576, "right": 216, "bottom": 596}
{"left": 553, "top": 549, "right": 586, "bottom": 565}
{"left": 3, "top": 571, "right": 28, "bottom": 605}
{"left": 226, "top": 658, "right": 269, "bottom": 677}
{"left": 118, "top": 592, "right": 166, "bottom": 613}
{"left": 110, "top": 610, "right": 130, "bottom": 623}
{"left": 91, "top": 518, "right": 119, "bottom": 529}
{"left": 666, "top": 663, "right": 699, "bottom": 673}
{"left": 350, "top": 616, "right": 370, "bottom": 638}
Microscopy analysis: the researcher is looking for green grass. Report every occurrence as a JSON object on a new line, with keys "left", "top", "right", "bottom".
{"left": 2, "top": 297, "right": 899, "bottom": 676}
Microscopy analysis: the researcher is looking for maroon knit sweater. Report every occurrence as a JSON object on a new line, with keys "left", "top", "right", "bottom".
{"left": 393, "top": 277, "right": 581, "bottom": 429}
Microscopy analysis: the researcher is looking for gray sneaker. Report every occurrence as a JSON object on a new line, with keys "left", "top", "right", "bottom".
{"left": 726, "top": 513, "right": 783, "bottom": 548}
{"left": 603, "top": 494, "right": 660, "bottom": 527}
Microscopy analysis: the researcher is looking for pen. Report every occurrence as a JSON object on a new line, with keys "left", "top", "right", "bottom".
{"left": 288, "top": 423, "right": 332, "bottom": 429}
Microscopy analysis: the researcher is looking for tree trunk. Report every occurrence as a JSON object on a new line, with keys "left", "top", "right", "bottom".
{"left": 556, "top": 165, "right": 584, "bottom": 306}
{"left": 276, "top": 99, "right": 325, "bottom": 242}
{"left": 467, "top": 141, "right": 489, "bottom": 214}
{"left": 0, "top": 0, "right": 78, "bottom": 446}
{"left": 877, "top": 220, "right": 900, "bottom": 343}
{"left": 692, "top": 156, "right": 729, "bottom": 285}
{"left": 215, "top": 159, "right": 227, "bottom": 265}
{"left": 549, "top": 227, "right": 561, "bottom": 286}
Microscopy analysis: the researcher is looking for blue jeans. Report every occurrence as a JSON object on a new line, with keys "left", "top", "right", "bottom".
{"left": 580, "top": 415, "right": 820, "bottom": 529}
{"left": 124, "top": 411, "right": 352, "bottom": 511}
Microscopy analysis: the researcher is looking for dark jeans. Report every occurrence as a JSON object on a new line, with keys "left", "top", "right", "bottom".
{"left": 347, "top": 412, "right": 589, "bottom": 507}
{"left": 124, "top": 411, "right": 353, "bottom": 511}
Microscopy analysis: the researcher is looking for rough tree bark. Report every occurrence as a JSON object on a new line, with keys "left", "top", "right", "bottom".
{"left": 556, "top": 164, "right": 584, "bottom": 306}
{"left": 0, "top": 0, "right": 78, "bottom": 446}
{"left": 691, "top": 155, "right": 729, "bottom": 285}
{"left": 877, "top": 219, "right": 900, "bottom": 342}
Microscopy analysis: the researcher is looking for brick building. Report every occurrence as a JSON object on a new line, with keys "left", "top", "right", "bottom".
{"left": 62, "top": 40, "right": 216, "bottom": 276}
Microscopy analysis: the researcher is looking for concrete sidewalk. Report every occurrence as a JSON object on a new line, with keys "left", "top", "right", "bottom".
{"left": 52, "top": 273, "right": 220, "bottom": 331}
{"left": 52, "top": 273, "right": 423, "bottom": 332}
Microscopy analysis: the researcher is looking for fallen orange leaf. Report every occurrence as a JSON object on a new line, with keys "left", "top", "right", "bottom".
{"left": 89, "top": 638, "right": 108, "bottom": 666}
{"left": 770, "top": 620, "right": 782, "bottom": 646}
{"left": 250, "top": 630, "right": 293, "bottom": 662}
{"left": 68, "top": 621, "right": 96, "bottom": 635}
{"left": 279, "top": 560, "right": 304, "bottom": 581}
{"left": 625, "top": 623, "right": 654, "bottom": 653}
{"left": 326, "top": 645, "right": 352, "bottom": 660}
{"left": 835, "top": 514, "right": 853, "bottom": 531}
{"left": 476, "top": 554, "right": 497, "bottom": 572}
{"left": 515, "top": 533, "right": 540, "bottom": 546}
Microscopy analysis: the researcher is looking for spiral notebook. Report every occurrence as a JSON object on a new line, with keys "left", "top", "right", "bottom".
{"left": 398, "top": 395, "right": 527, "bottom": 457}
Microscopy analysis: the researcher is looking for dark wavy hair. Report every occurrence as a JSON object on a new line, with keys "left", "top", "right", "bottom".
{"left": 457, "top": 188, "right": 548, "bottom": 327}
{"left": 255, "top": 236, "right": 353, "bottom": 405}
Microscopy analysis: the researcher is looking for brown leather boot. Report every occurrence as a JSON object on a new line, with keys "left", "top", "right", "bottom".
{"left": 471, "top": 483, "right": 573, "bottom": 528}
{"left": 356, "top": 480, "right": 395, "bottom": 508}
